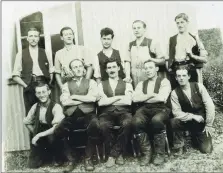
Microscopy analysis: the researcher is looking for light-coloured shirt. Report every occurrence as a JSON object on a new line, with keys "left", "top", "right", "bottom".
{"left": 171, "top": 83, "right": 215, "bottom": 127}
{"left": 165, "top": 33, "right": 208, "bottom": 61}
{"left": 60, "top": 78, "right": 98, "bottom": 113}
{"left": 133, "top": 77, "right": 171, "bottom": 103}
{"left": 98, "top": 78, "right": 133, "bottom": 105}
{"left": 12, "top": 47, "right": 54, "bottom": 77}
{"left": 23, "top": 102, "right": 65, "bottom": 125}
{"left": 55, "top": 45, "right": 92, "bottom": 77}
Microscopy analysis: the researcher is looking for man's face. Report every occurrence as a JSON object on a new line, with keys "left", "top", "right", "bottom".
{"left": 144, "top": 61, "right": 158, "bottom": 79}
{"left": 35, "top": 85, "right": 51, "bottom": 103}
{"left": 61, "top": 29, "right": 74, "bottom": 45}
{"left": 27, "top": 30, "right": 40, "bottom": 47}
{"left": 70, "top": 60, "right": 85, "bottom": 77}
{"left": 175, "top": 69, "right": 190, "bottom": 86}
{"left": 132, "top": 22, "right": 146, "bottom": 38}
{"left": 175, "top": 18, "right": 188, "bottom": 33}
{"left": 101, "top": 34, "right": 113, "bottom": 49}
{"left": 106, "top": 62, "right": 120, "bottom": 78}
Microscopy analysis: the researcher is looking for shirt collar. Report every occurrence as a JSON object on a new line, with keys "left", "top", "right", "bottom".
{"left": 109, "top": 77, "right": 119, "bottom": 83}
{"left": 72, "top": 77, "right": 83, "bottom": 82}
{"left": 64, "top": 44, "right": 75, "bottom": 51}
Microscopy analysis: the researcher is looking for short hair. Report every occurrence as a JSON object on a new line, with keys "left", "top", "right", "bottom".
{"left": 175, "top": 13, "right": 189, "bottom": 22}
{"left": 174, "top": 65, "right": 192, "bottom": 76}
{"left": 144, "top": 59, "right": 158, "bottom": 67}
{"left": 100, "top": 27, "right": 114, "bottom": 39}
{"left": 69, "top": 59, "right": 85, "bottom": 70}
{"left": 132, "top": 20, "right": 147, "bottom": 28}
{"left": 60, "top": 26, "right": 74, "bottom": 36}
{"left": 27, "top": 27, "right": 40, "bottom": 35}
{"left": 34, "top": 82, "right": 50, "bottom": 91}
{"left": 104, "top": 58, "right": 121, "bottom": 69}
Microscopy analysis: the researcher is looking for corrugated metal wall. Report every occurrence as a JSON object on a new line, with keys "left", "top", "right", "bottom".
{"left": 5, "top": 85, "right": 30, "bottom": 151}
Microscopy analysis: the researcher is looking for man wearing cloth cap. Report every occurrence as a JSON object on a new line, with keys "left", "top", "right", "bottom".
{"left": 12, "top": 27, "right": 54, "bottom": 114}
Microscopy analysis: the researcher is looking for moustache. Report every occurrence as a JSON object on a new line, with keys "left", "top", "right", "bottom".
{"left": 110, "top": 71, "right": 115, "bottom": 74}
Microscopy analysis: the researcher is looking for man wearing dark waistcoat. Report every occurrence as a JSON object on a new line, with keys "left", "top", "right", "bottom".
{"left": 132, "top": 60, "right": 171, "bottom": 166}
{"left": 23, "top": 83, "right": 65, "bottom": 168}
{"left": 12, "top": 27, "right": 54, "bottom": 114}
{"left": 167, "top": 13, "right": 208, "bottom": 89}
{"left": 54, "top": 59, "right": 99, "bottom": 172}
{"left": 97, "top": 58, "right": 133, "bottom": 167}
{"left": 170, "top": 66, "right": 215, "bottom": 154}
{"left": 94, "top": 27, "right": 125, "bottom": 84}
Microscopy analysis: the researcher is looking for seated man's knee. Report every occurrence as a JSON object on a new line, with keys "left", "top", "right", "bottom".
{"left": 170, "top": 118, "right": 182, "bottom": 129}
{"left": 87, "top": 118, "right": 100, "bottom": 137}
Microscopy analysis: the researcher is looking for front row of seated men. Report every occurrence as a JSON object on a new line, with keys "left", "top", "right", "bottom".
{"left": 23, "top": 58, "right": 215, "bottom": 172}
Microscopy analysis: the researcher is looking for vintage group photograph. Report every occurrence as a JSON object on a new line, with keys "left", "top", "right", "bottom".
{"left": 2, "top": 1, "right": 223, "bottom": 172}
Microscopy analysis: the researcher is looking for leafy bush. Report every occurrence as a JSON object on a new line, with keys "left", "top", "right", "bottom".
{"left": 199, "top": 28, "right": 223, "bottom": 107}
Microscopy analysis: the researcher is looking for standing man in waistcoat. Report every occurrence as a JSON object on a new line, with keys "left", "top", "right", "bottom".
{"left": 170, "top": 66, "right": 215, "bottom": 154}
{"left": 12, "top": 27, "right": 54, "bottom": 114}
{"left": 167, "top": 13, "right": 208, "bottom": 89}
{"left": 23, "top": 83, "right": 65, "bottom": 168}
{"left": 97, "top": 58, "right": 133, "bottom": 167}
{"left": 55, "top": 27, "right": 93, "bottom": 90}
{"left": 132, "top": 60, "right": 171, "bottom": 166}
{"left": 94, "top": 27, "right": 125, "bottom": 84}
{"left": 54, "top": 59, "right": 99, "bottom": 172}
{"left": 124, "top": 20, "right": 166, "bottom": 88}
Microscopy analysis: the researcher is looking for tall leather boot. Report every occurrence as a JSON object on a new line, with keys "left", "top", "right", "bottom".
{"left": 153, "top": 132, "right": 166, "bottom": 166}
{"left": 135, "top": 132, "right": 152, "bottom": 166}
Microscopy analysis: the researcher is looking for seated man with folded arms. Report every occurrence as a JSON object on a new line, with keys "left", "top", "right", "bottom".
{"left": 23, "top": 83, "right": 65, "bottom": 168}
{"left": 54, "top": 59, "right": 99, "bottom": 172}
{"left": 170, "top": 66, "right": 215, "bottom": 154}
{"left": 97, "top": 58, "right": 133, "bottom": 167}
{"left": 132, "top": 60, "right": 171, "bottom": 166}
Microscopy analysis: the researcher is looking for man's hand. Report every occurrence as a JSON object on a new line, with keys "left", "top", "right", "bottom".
{"left": 123, "top": 76, "right": 132, "bottom": 83}
{"left": 203, "top": 126, "right": 215, "bottom": 137}
{"left": 31, "top": 133, "right": 42, "bottom": 146}
{"left": 193, "top": 115, "right": 204, "bottom": 123}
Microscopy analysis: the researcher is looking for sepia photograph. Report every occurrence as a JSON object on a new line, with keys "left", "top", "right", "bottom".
{"left": 2, "top": 1, "right": 223, "bottom": 172}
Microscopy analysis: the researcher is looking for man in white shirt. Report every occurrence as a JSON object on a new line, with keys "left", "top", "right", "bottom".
{"left": 24, "top": 83, "right": 65, "bottom": 168}
{"left": 54, "top": 27, "right": 93, "bottom": 90}
{"left": 12, "top": 27, "right": 54, "bottom": 114}
{"left": 97, "top": 58, "right": 133, "bottom": 167}
{"left": 166, "top": 13, "right": 208, "bottom": 88}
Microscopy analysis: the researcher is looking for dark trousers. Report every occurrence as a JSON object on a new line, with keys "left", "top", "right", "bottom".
{"left": 54, "top": 108, "right": 100, "bottom": 160}
{"left": 170, "top": 118, "right": 213, "bottom": 153}
{"left": 132, "top": 104, "right": 170, "bottom": 136}
{"left": 99, "top": 109, "right": 132, "bottom": 158}
{"left": 28, "top": 125, "right": 64, "bottom": 168}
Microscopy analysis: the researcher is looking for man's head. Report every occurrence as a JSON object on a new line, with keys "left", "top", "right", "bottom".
{"left": 104, "top": 58, "right": 121, "bottom": 79}
{"left": 69, "top": 59, "right": 86, "bottom": 77}
{"left": 34, "top": 83, "right": 51, "bottom": 103}
{"left": 27, "top": 27, "right": 40, "bottom": 47}
{"left": 100, "top": 27, "right": 114, "bottom": 49}
{"left": 175, "top": 66, "right": 191, "bottom": 86}
{"left": 60, "top": 27, "right": 75, "bottom": 45}
{"left": 132, "top": 20, "right": 146, "bottom": 38}
{"left": 175, "top": 13, "right": 189, "bottom": 34}
{"left": 144, "top": 60, "right": 159, "bottom": 79}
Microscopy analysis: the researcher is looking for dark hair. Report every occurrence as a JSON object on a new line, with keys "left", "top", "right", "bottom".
{"left": 175, "top": 13, "right": 189, "bottom": 22}
{"left": 27, "top": 27, "right": 40, "bottom": 35}
{"left": 69, "top": 59, "right": 85, "bottom": 70}
{"left": 144, "top": 59, "right": 158, "bottom": 67}
{"left": 132, "top": 20, "right": 147, "bottom": 28}
{"left": 104, "top": 58, "right": 121, "bottom": 69}
{"left": 174, "top": 65, "right": 192, "bottom": 76}
{"left": 100, "top": 27, "right": 114, "bottom": 39}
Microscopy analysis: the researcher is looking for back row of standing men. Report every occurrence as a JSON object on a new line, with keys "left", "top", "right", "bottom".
{"left": 12, "top": 13, "right": 215, "bottom": 172}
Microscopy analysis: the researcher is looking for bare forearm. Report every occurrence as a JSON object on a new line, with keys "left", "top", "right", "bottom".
{"left": 85, "top": 66, "right": 93, "bottom": 79}
{"left": 13, "top": 76, "right": 27, "bottom": 88}
{"left": 113, "top": 96, "right": 132, "bottom": 105}
{"left": 191, "top": 55, "right": 207, "bottom": 63}
{"left": 150, "top": 57, "right": 165, "bottom": 65}
{"left": 133, "top": 94, "right": 153, "bottom": 103}
{"left": 70, "top": 95, "right": 96, "bottom": 102}
{"left": 124, "top": 62, "right": 131, "bottom": 77}
{"left": 37, "top": 125, "right": 57, "bottom": 137}
{"left": 98, "top": 97, "right": 120, "bottom": 106}
{"left": 146, "top": 95, "right": 165, "bottom": 103}
{"left": 55, "top": 74, "right": 63, "bottom": 89}
{"left": 62, "top": 99, "right": 82, "bottom": 106}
